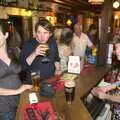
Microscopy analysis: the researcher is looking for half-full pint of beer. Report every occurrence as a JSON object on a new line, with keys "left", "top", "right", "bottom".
{"left": 31, "top": 72, "right": 40, "bottom": 91}
{"left": 64, "top": 80, "right": 75, "bottom": 104}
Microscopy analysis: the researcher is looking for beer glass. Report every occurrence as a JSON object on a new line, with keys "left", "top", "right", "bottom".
{"left": 41, "top": 43, "right": 50, "bottom": 63}
{"left": 31, "top": 72, "right": 40, "bottom": 91}
{"left": 64, "top": 80, "right": 76, "bottom": 104}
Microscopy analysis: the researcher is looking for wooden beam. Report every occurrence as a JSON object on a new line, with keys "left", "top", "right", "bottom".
{"left": 39, "top": 0, "right": 90, "bottom": 8}
{"left": 97, "top": 0, "right": 113, "bottom": 66}
{"left": 38, "top": 0, "right": 74, "bottom": 7}
{"left": 38, "top": 0, "right": 91, "bottom": 13}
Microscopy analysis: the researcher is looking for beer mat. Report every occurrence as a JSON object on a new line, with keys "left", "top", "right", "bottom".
{"left": 44, "top": 80, "right": 65, "bottom": 92}
{"left": 48, "top": 73, "right": 76, "bottom": 91}
{"left": 52, "top": 80, "right": 65, "bottom": 91}
{"left": 47, "top": 75, "right": 62, "bottom": 84}
{"left": 24, "top": 101, "right": 56, "bottom": 120}
{"left": 80, "top": 64, "right": 95, "bottom": 75}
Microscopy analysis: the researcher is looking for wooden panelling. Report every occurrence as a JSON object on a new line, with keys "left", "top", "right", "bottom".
{"left": 0, "top": 0, "right": 102, "bottom": 13}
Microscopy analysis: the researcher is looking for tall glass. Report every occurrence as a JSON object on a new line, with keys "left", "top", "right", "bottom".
{"left": 41, "top": 43, "right": 50, "bottom": 63}
{"left": 64, "top": 80, "right": 76, "bottom": 104}
{"left": 31, "top": 72, "right": 40, "bottom": 91}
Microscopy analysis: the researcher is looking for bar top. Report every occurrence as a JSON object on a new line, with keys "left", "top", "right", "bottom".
{"left": 16, "top": 66, "right": 109, "bottom": 120}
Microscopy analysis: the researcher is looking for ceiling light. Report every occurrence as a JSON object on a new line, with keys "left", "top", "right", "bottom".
{"left": 88, "top": 0, "right": 104, "bottom": 4}
{"left": 113, "top": 1, "right": 120, "bottom": 9}
{"left": 66, "top": 19, "right": 72, "bottom": 26}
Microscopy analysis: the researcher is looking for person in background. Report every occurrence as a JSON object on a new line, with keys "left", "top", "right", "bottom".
{"left": 91, "top": 39, "right": 120, "bottom": 120}
{"left": 55, "top": 28, "right": 73, "bottom": 72}
{"left": 20, "top": 18, "right": 61, "bottom": 82}
{"left": 113, "top": 27, "right": 120, "bottom": 44}
{"left": 87, "top": 24, "right": 97, "bottom": 45}
{"left": 54, "top": 28, "right": 62, "bottom": 44}
{"left": 86, "top": 24, "right": 98, "bottom": 64}
{"left": 0, "top": 21, "right": 32, "bottom": 120}
{"left": 8, "top": 26, "right": 22, "bottom": 63}
{"left": 72, "top": 23, "right": 94, "bottom": 59}
{"left": 76, "top": 14, "right": 83, "bottom": 32}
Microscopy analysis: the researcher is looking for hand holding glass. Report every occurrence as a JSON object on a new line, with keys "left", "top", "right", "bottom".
{"left": 39, "top": 43, "right": 50, "bottom": 63}
{"left": 40, "top": 44, "right": 49, "bottom": 55}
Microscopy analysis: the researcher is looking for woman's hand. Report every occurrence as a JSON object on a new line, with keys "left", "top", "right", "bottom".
{"left": 91, "top": 85, "right": 115, "bottom": 95}
{"left": 34, "top": 44, "right": 49, "bottom": 56}
{"left": 18, "top": 85, "right": 33, "bottom": 94}
{"left": 97, "top": 92, "right": 108, "bottom": 100}
{"left": 91, "top": 87, "right": 106, "bottom": 96}
{"left": 26, "top": 44, "right": 48, "bottom": 65}
{"left": 91, "top": 87, "right": 108, "bottom": 100}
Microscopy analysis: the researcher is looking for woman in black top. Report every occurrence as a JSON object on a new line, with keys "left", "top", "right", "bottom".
{"left": 0, "top": 21, "right": 32, "bottom": 120}
{"left": 20, "top": 19, "right": 61, "bottom": 81}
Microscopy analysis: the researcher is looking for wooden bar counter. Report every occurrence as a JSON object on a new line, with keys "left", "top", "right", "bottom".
{"left": 16, "top": 66, "right": 109, "bottom": 120}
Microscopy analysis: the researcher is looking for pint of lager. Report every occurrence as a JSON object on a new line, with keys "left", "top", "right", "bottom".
{"left": 31, "top": 72, "right": 40, "bottom": 91}
{"left": 64, "top": 80, "right": 75, "bottom": 104}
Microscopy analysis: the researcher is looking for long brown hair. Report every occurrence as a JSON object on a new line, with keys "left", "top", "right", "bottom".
{"left": 0, "top": 20, "right": 18, "bottom": 63}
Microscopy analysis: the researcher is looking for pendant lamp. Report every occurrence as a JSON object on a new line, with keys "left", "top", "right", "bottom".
{"left": 88, "top": 0, "right": 104, "bottom": 4}
{"left": 113, "top": 0, "right": 120, "bottom": 9}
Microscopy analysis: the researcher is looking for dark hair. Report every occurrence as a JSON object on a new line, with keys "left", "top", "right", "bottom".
{"left": 0, "top": 21, "right": 19, "bottom": 63}
{"left": 35, "top": 18, "right": 54, "bottom": 33}
{"left": 0, "top": 21, "right": 9, "bottom": 35}
{"left": 88, "top": 24, "right": 97, "bottom": 32}
{"left": 60, "top": 28, "right": 73, "bottom": 45}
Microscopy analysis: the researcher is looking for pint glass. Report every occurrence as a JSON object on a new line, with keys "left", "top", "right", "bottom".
{"left": 64, "top": 80, "right": 75, "bottom": 104}
{"left": 31, "top": 72, "right": 40, "bottom": 91}
{"left": 40, "top": 43, "right": 50, "bottom": 63}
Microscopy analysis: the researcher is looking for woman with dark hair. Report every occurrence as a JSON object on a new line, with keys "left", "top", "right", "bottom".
{"left": 0, "top": 21, "right": 32, "bottom": 120}
{"left": 91, "top": 39, "right": 120, "bottom": 120}
{"left": 20, "top": 18, "right": 61, "bottom": 81}
{"left": 86, "top": 24, "right": 98, "bottom": 64}
{"left": 87, "top": 24, "right": 97, "bottom": 45}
